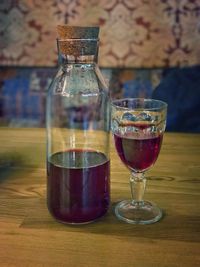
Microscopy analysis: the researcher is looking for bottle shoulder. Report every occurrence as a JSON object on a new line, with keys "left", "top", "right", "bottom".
{"left": 47, "top": 64, "right": 109, "bottom": 97}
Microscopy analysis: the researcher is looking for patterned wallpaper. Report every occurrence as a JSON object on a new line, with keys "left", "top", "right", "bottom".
{"left": 0, "top": 0, "right": 200, "bottom": 68}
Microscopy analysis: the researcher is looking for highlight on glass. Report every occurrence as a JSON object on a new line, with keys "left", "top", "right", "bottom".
{"left": 111, "top": 98, "right": 167, "bottom": 224}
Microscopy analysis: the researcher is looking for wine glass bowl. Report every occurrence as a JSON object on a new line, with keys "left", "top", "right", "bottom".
{"left": 111, "top": 98, "right": 167, "bottom": 224}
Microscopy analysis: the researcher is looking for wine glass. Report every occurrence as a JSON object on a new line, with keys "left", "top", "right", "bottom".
{"left": 111, "top": 98, "right": 167, "bottom": 224}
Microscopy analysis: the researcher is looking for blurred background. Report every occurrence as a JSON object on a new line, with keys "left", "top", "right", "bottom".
{"left": 0, "top": 0, "right": 200, "bottom": 132}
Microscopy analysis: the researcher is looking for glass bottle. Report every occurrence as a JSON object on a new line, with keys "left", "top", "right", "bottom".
{"left": 46, "top": 26, "right": 110, "bottom": 224}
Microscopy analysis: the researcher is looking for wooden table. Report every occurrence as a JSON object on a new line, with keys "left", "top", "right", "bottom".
{"left": 0, "top": 128, "right": 199, "bottom": 267}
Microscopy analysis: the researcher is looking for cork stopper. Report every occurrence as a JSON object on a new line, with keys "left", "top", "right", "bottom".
{"left": 57, "top": 25, "right": 99, "bottom": 39}
{"left": 57, "top": 25, "right": 99, "bottom": 57}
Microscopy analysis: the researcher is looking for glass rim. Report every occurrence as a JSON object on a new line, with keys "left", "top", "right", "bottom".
{"left": 111, "top": 98, "right": 168, "bottom": 110}
{"left": 57, "top": 38, "right": 99, "bottom": 42}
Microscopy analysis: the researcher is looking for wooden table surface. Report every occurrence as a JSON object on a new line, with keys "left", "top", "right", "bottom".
{"left": 0, "top": 128, "right": 199, "bottom": 267}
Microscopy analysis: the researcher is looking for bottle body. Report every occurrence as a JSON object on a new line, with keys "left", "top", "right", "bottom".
{"left": 46, "top": 37, "right": 110, "bottom": 224}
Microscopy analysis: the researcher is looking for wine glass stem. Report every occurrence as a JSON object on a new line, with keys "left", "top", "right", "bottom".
{"left": 130, "top": 172, "right": 146, "bottom": 205}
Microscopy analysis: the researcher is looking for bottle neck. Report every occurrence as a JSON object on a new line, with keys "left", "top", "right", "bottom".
{"left": 57, "top": 38, "right": 99, "bottom": 65}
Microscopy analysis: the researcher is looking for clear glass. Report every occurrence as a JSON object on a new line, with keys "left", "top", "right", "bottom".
{"left": 46, "top": 38, "right": 110, "bottom": 224}
{"left": 111, "top": 98, "right": 167, "bottom": 224}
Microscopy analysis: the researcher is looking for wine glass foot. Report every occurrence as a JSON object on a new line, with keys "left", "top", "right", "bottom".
{"left": 115, "top": 200, "right": 162, "bottom": 225}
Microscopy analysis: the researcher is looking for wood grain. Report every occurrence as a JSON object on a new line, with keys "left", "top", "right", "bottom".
{"left": 0, "top": 128, "right": 199, "bottom": 267}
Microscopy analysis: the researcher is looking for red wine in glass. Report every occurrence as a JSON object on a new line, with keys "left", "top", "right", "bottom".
{"left": 111, "top": 98, "right": 167, "bottom": 224}
{"left": 47, "top": 149, "right": 110, "bottom": 224}
{"left": 114, "top": 132, "right": 163, "bottom": 171}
